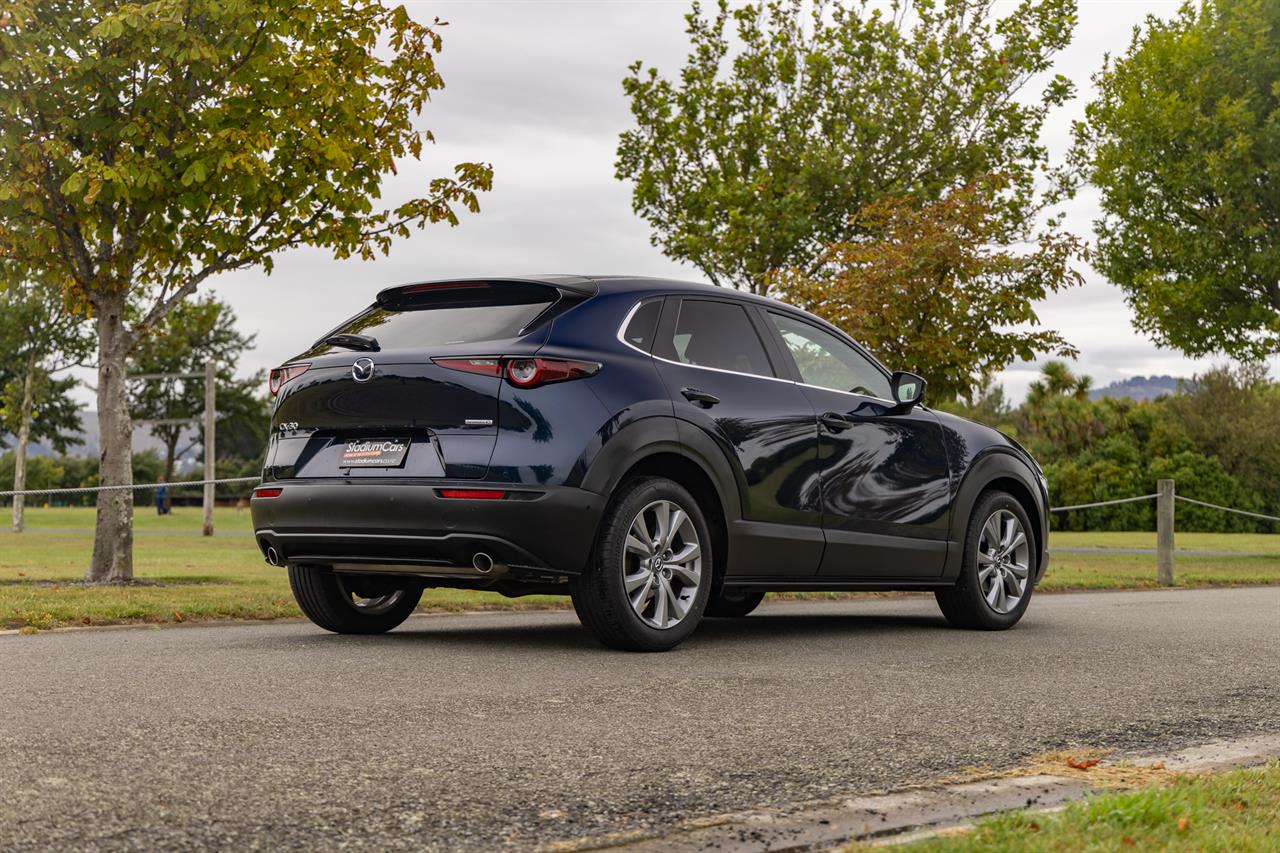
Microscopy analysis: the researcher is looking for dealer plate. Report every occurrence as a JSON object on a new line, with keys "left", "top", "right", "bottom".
{"left": 340, "top": 437, "right": 410, "bottom": 468}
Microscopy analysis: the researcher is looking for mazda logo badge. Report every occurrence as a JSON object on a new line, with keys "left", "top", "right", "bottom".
{"left": 352, "top": 357, "right": 375, "bottom": 383}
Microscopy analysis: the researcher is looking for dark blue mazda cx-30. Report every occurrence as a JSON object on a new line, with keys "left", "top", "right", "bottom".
{"left": 252, "top": 275, "right": 1049, "bottom": 651}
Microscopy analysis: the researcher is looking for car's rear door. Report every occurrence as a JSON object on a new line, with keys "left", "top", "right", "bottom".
{"left": 761, "top": 310, "right": 951, "bottom": 579}
{"left": 650, "top": 296, "right": 823, "bottom": 577}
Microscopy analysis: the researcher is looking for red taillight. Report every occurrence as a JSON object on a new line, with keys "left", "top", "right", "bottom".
{"left": 433, "top": 356, "right": 599, "bottom": 388}
{"left": 253, "top": 487, "right": 283, "bottom": 499}
{"left": 506, "top": 358, "right": 600, "bottom": 388}
{"left": 431, "top": 358, "right": 503, "bottom": 377}
{"left": 269, "top": 363, "right": 310, "bottom": 396}
{"left": 437, "top": 489, "right": 506, "bottom": 500}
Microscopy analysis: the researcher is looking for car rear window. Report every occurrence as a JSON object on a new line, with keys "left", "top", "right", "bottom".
{"left": 328, "top": 283, "right": 557, "bottom": 349}
{"left": 658, "top": 299, "right": 774, "bottom": 378}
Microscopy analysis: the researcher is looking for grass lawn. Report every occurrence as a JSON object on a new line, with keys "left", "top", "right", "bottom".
{"left": 0, "top": 509, "right": 1276, "bottom": 630}
{"left": 1052, "top": 530, "right": 1280, "bottom": 553}
{"left": 879, "top": 761, "right": 1280, "bottom": 852}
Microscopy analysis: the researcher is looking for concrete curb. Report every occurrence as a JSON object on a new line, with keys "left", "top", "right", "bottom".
{"left": 541, "top": 734, "right": 1280, "bottom": 853}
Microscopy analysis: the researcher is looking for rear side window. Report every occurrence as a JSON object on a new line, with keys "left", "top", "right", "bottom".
{"left": 621, "top": 299, "right": 662, "bottom": 351}
{"left": 327, "top": 283, "right": 556, "bottom": 350}
{"left": 659, "top": 299, "right": 774, "bottom": 378}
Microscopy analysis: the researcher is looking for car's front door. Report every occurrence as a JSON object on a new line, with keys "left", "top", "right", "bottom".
{"left": 650, "top": 297, "right": 823, "bottom": 577}
{"left": 761, "top": 310, "right": 951, "bottom": 579}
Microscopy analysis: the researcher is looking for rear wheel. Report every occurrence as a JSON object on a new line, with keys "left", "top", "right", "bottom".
{"left": 572, "top": 477, "right": 712, "bottom": 652}
{"left": 705, "top": 588, "right": 765, "bottom": 618}
{"left": 288, "top": 565, "right": 423, "bottom": 634}
{"left": 935, "top": 491, "right": 1035, "bottom": 630}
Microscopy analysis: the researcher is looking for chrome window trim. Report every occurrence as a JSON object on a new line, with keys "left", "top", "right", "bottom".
{"left": 614, "top": 296, "right": 840, "bottom": 387}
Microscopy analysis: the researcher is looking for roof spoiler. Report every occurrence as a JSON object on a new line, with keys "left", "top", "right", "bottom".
{"left": 375, "top": 276, "right": 597, "bottom": 307}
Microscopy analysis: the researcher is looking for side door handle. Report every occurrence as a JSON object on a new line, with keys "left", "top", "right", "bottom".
{"left": 681, "top": 387, "right": 720, "bottom": 407}
{"left": 819, "top": 411, "right": 853, "bottom": 432}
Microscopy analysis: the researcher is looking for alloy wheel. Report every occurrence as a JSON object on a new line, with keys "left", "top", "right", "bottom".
{"left": 622, "top": 499, "right": 702, "bottom": 630}
{"left": 976, "top": 509, "right": 1030, "bottom": 614}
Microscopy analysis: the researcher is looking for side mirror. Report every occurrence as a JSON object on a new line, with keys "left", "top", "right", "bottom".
{"left": 891, "top": 371, "right": 926, "bottom": 410}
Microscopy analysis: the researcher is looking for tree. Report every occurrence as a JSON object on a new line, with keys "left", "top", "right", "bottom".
{"left": 616, "top": 0, "right": 1077, "bottom": 294}
{"left": 775, "top": 178, "right": 1084, "bottom": 402}
{"left": 128, "top": 295, "right": 258, "bottom": 483}
{"left": 0, "top": 280, "right": 92, "bottom": 531}
{"left": 1074, "top": 0, "right": 1280, "bottom": 360}
{"left": 0, "top": 2, "right": 492, "bottom": 581}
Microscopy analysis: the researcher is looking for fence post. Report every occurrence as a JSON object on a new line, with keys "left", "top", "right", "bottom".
{"left": 202, "top": 360, "right": 216, "bottom": 537}
{"left": 1156, "top": 478, "right": 1175, "bottom": 586}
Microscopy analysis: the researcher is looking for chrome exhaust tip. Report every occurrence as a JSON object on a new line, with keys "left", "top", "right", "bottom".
{"left": 472, "top": 552, "right": 495, "bottom": 574}
{"left": 265, "top": 546, "right": 281, "bottom": 567}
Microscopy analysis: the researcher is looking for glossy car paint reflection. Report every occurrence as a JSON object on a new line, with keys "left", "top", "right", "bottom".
{"left": 254, "top": 275, "right": 1048, "bottom": 593}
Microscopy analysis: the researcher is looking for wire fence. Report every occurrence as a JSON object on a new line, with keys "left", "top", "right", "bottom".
{"left": 4, "top": 476, "right": 1279, "bottom": 522}
{"left": 1049, "top": 492, "right": 1280, "bottom": 523}
{"left": 0, "top": 476, "right": 261, "bottom": 499}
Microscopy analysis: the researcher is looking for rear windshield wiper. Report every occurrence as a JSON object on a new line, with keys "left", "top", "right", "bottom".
{"left": 322, "top": 333, "right": 380, "bottom": 352}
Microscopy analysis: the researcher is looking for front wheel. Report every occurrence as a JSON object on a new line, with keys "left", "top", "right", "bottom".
{"left": 935, "top": 491, "right": 1035, "bottom": 630}
{"left": 572, "top": 477, "right": 712, "bottom": 652}
{"left": 289, "top": 565, "right": 423, "bottom": 634}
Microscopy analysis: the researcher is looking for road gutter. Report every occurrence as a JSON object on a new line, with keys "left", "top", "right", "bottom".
{"left": 540, "top": 733, "right": 1280, "bottom": 853}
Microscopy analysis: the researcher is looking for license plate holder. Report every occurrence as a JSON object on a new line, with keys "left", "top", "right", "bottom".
{"left": 340, "top": 437, "right": 410, "bottom": 468}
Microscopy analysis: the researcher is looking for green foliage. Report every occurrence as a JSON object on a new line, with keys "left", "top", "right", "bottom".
{"left": 617, "top": 0, "right": 1078, "bottom": 293}
{"left": 0, "top": 1, "right": 493, "bottom": 303}
{"left": 1075, "top": 0, "right": 1280, "bottom": 359}
{"left": 776, "top": 177, "right": 1084, "bottom": 402}
{"left": 128, "top": 295, "right": 265, "bottom": 477}
{"left": 0, "top": 281, "right": 91, "bottom": 452}
{"left": 0, "top": 449, "right": 164, "bottom": 507}
{"left": 948, "top": 363, "right": 1280, "bottom": 532}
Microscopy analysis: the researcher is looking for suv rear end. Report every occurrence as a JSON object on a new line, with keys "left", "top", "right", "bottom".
{"left": 251, "top": 277, "right": 612, "bottom": 594}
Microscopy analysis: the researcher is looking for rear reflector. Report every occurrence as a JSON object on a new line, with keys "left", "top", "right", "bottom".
{"left": 253, "top": 487, "right": 283, "bottom": 499}
{"left": 437, "top": 489, "right": 506, "bottom": 500}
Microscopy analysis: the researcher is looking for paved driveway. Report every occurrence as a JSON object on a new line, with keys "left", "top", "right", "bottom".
{"left": 2, "top": 588, "right": 1277, "bottom": 851}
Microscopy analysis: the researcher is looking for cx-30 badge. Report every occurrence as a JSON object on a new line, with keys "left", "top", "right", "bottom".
{"left": 351, "top": 357, "right": 375, "bottom": 382}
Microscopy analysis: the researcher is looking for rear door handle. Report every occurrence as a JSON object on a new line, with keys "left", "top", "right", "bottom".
{"left": 681, "top": 387, "right": 720, "bottom": 407}
{"left": 820, "top": 411, "right": 853, "bottom": 432}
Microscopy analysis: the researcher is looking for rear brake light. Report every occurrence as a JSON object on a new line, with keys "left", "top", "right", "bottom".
{"left": 269, "top": 363, "right": 310, "bottom": 396}
{"left": 506, "top": 358, "right": 600, "bottom": 388}
{"left": 403, "top": 282, "right": 490, "bottom": 294}
{"left": 253, "top": 487, "right": 283, "bottom": 499}
{"left": 438, "top": 489, "right": 505, "bottom": 500}
{"left": 432, "top": 358, "right": 502, "bottom": 376}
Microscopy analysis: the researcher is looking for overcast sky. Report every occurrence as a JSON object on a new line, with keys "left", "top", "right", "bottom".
{"left": 198, "top": 0, "right": 1274, "bottom": 404}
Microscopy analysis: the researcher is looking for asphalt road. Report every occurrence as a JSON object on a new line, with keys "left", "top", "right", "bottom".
{"left": 2, "top": 588, "right": 1277, "bottom": 852}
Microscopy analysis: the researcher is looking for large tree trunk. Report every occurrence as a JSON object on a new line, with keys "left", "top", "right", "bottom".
{"left": 86, "top": 292, "right": 134, "bottom": 583}
{"left": 10, "top": 351, "right": 36, "bottom": 533}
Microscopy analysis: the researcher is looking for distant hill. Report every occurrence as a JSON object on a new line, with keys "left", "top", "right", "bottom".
{"left": 1089, "top": 375, "right": 1183, "bottom": 402}
{"left": 21, "top": 410, "right": 200, "bottom": 466}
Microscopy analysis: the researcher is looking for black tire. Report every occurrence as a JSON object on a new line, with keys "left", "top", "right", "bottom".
{"left": 935, "top": 490, "right": 1036, "bottom": 630}
{"left": 288, "top": 565, "right": 423, "bottom": 634}
{"left": 705, "top": 588, "right": 765, "bottom": 618}
{"left": 571, "top": 477, "right": 713, "bottom": 652}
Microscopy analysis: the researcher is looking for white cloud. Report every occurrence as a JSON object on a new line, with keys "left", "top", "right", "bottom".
{"left": 101, "top": 0, "right": 1278, "bottom": 404}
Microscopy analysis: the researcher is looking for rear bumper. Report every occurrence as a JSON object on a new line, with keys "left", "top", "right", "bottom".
{"left": 250, "top": 479, "right": 606, "bottom": 574}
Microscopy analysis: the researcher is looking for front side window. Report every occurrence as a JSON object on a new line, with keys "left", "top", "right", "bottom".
{"left": 768, "top": 312, "right": 892, "bottom": 399}
{"left": 660, "top": 300, "right": 774, "bottom": 378}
